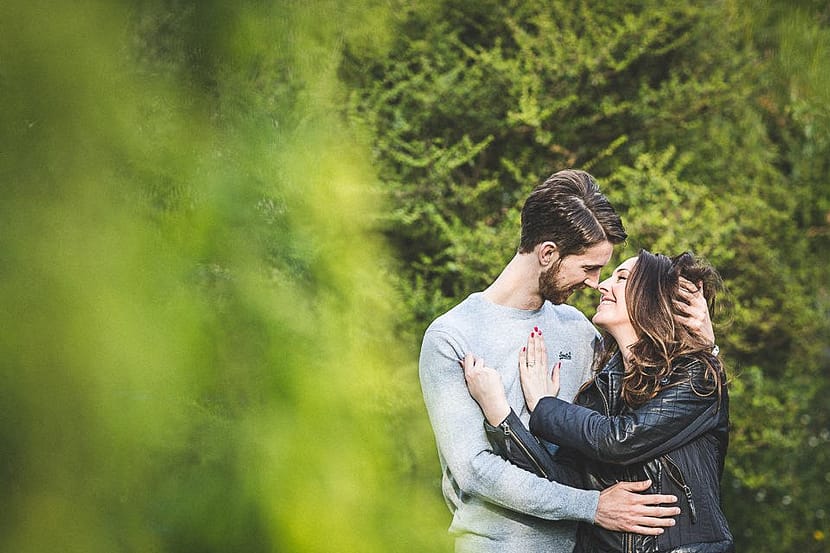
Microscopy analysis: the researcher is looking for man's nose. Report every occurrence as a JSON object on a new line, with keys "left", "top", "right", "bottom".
{"left": 584, "top": 276, "right": 600, "bottom": 289}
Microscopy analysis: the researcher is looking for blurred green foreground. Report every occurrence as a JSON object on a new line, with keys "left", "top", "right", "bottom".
{"left": 0, "top": 1, "right": 449, "bottom": 551}
{"left": 3, "top": 2, "right": 830, "bottom": 553}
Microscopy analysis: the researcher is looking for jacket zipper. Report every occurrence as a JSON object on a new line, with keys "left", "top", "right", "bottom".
{"left": 601, "top": 376, "right": 634, "bottom": 553}
{"left": 662, "top": 454, "right": 697, "bottom": 524}
{"left": 500, "top": 420, "right": 550, "bottom": 479}
{"left": 598, "top": 375, "right": 633, "bottom": 552}
{"left": 624, "top": 464, "right": 635, "bottom": 553}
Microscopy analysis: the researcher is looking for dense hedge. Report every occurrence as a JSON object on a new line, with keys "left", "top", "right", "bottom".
{"left": 345, "top": 1, "right": 830, "bottom": 551}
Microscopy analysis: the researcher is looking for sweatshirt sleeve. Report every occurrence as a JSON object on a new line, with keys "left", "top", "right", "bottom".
{"left": 529, "top": 364, "right": 722, "bottom": 465}
{"left": 419, "top": 327, "right": 599, "bottom": 522}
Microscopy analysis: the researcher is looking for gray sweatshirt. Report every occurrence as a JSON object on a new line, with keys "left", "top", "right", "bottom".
{"left": 419, "top": 292, "right": 601, "bottom": 553}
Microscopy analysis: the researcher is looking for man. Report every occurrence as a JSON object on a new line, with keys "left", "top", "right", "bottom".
{"left": 419, "top": 170, "right": 712, "bottom": 552}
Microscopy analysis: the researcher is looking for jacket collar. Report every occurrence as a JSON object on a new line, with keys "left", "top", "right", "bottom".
{"left": 602, "top": 350, "right": 626, "bottom": 377}
{"left": 594, "top": 351, "right": 626, "bottom": 414}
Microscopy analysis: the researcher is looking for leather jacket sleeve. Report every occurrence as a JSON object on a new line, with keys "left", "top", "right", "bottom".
{"left": 484, "top": 409, "right": 582, "bottom": 486}
{"left": 529, "top": 361, "right": 725, "bottom": 465}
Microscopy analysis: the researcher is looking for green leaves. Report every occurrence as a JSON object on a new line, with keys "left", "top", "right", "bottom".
{"left": 1, "top": 1, "right": 451, "bottom": 552}
{"left": 346, "top": 2, "right": 830, "bottom": 551}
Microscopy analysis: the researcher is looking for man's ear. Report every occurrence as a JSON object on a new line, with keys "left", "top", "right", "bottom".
{"left": 538, "top": 241, "right": 558, "bottom": 266}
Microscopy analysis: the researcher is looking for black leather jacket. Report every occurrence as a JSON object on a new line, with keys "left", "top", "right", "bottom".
{"left": 486, "top": 352, "right": 733, "bottom": 553}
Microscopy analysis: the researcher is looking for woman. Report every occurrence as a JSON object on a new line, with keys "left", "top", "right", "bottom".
{"left": 466, "top": 251, "right": 733, "bottom": 553}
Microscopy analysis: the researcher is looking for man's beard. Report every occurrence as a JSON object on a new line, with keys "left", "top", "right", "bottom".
{"left": 539, "top": 262, "right": 584, "bottom": 305}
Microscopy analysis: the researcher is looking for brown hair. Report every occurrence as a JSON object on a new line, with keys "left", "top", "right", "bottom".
{"left": 598, "top": 250, "right": 725, "bottom": 407}
{"left": 519, "top": 170, "right": 627, "bottom": 255}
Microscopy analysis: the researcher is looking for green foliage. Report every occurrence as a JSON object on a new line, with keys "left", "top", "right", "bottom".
{"left": 345, "top": 1, "right": 830, "bottom": 551}
{"left": 0, "top": 1, "right": 448, "bottom": 552}
{"left": 2, "top": 1, "right": 827, "bottom": 551}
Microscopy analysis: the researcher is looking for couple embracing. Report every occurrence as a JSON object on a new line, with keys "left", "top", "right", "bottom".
{"left": 419, "top": 170, "right": 733, "bottom": 553}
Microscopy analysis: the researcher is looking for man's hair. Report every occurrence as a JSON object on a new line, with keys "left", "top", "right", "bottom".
{"left": 519, "top": 169, "right": 627, "bottom": 255}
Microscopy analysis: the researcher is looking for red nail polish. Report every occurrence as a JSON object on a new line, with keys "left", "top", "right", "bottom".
{"left": 522, "top": 347, "right": 526, "bottom": 352}
{"left": 530, "top": 332, "right": 534, "bottom": 338}
{"left": 534, "top": 326, "right": 539, "bottom": 332}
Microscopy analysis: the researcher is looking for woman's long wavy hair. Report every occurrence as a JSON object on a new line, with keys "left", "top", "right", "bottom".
{"left": 595, "top": 250, "right": 726, "bottom": 408}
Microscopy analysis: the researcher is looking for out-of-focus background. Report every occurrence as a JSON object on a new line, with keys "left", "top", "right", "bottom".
{"left": 1, "top": 1, "right": 827, "bottom": 551}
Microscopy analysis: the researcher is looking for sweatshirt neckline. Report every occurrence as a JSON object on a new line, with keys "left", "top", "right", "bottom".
{"left": 469, "top": 292, "right": 547, "bottom": 320}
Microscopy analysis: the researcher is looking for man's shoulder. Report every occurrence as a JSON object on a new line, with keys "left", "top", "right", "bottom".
{"left": 424, "top": 294, "right": 481, "bottom": 335}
